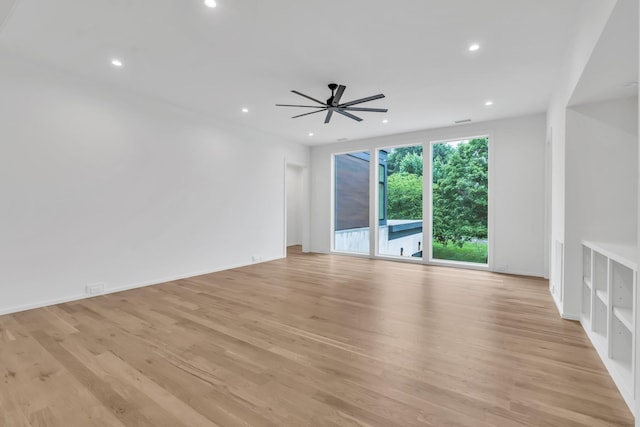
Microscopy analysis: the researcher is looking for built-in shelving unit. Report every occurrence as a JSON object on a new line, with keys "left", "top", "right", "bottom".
{"left": 581, "top": 241, "right": 636, "bottom": 411}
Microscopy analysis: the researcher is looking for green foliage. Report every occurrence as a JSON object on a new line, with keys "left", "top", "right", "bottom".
{"left": 387, "top": 146, "right": 422, "bottom": 175}
{"left": 432, "top": 241, "right": 488, "bottom": 264}
{"left": 384, "top": 138, "right": 488, "bottom": 249}
{"left": 432, "top": 138, "right": 488, "bottom": 247}
{"left": 432, "top": 143, "right": 453, "bottom": 183}
{"left": 387, "top": 172, "right": 422, "bottom": 220}
{"left": 399, "top": 152, "right": 423, "bottom": 175}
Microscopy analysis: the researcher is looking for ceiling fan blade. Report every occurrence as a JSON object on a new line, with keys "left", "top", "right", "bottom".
{"left": 340, "top": 94, "right": 385, "bottom": 107}
{"left": 276, "top": 104, "right": 327, "bottom": 108}
{"left": 292, "top": 108, "right": 327, "bottom": 119}
{"left": 324, "top": 109, "right": 334, "bottom": 124}
{"left": 291, "top": 90, "right": 326, "bottom": 106}
{"left": 331, "top": 85, "right": 346, "bottom": 106}
{"left": 336, "top": 109, "right": 363, "bottom": 122}
{"left": 341, "top": 107, "right": 388, "bottom": 113}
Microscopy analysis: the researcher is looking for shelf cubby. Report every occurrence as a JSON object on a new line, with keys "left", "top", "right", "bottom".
{"left": 592, "top": 295, "right": 608, "bottom": 337}
{"left": 611, "top": 260, "right": 633, "bottom": 328}
{"left": 613, "top": 307, "right": 633, "bottom": 332}
{"left": 593, "top": 251, "right": 608, "bottom": 295}
{"left": 582, "top": 281, "right": 591, "bottom": 321}
{"left": 611, "top": 315, "right": 632, "bottom": 372}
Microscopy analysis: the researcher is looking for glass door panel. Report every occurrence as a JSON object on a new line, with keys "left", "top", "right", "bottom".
{"left": 377, "top": 145, "right": 423, "bottom": 258}
{"left": 431, "top": 138, "right": 488, "bottom": 264}
{"left": 334, "top": 152, "right": 370, "bottom": 254}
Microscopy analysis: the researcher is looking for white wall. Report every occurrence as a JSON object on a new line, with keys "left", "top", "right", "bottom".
{"left": 566, "top": 97, "right": 638, "bottom": 244}
{"left": 564, "top": 97, "right": 638, "bottom": 318}
{"left": 286, "top": 165, "right": 303, "bottom": 246}
{"left": 310, "top": 114, "right": 547, "bottom": 277}
{"left": 0, "top": 52, "right": 309, "bottom": 315}
{"left": 547, "top": 0, "right": 617, "bottom": 310}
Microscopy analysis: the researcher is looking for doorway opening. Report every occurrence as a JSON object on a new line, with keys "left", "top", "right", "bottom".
{"left": 286, "top": 164, "right": 305, "bottom": 253}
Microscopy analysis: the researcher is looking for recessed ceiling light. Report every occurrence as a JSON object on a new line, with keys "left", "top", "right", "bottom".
{"left": 485, "top": 101, "right": 493, "bottom": 106}
{"left": 241, "top": 107, "right": 249, "bottom": 113}
{"left": 111, "top": 59, "right": 123, "bottom": 67}
{"left": 382, "top": 119, "right": 389, "bottom": 124}
{"left": 469, "top": 44, "right": 480, "bottom": 52}
{"left": 308, "top": 132, "right": 314, "bottom": 137}
{"left": 204, "top": 0, "right": 217, "bottom": 8}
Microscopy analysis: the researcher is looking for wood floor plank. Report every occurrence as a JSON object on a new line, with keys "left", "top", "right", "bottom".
{"left": 0, "top": 247, "right": 634, "bottom": 426}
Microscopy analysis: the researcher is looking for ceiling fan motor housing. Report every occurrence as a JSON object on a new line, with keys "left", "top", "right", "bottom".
{"left": 327, "top": 83, "right": 338, "bottom": 105}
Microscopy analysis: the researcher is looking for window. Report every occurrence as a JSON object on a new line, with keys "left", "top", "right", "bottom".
{"left": 333, "top": 152, "right": 370, "bottom": 254}
{"left": 430, "top": 137, "right": 489, "bottom": 264}
{"left": 331, "top": 137, "right": 490, "bottom": 269}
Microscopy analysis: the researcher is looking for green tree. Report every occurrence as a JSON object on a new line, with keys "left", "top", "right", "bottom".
{"left": 399, "top": 152, "right": 423, "bottom": 175}
{"left": 432, "top": 138, "right": 488, "bottom": 247}
{"left": 432, "top": 143, "right": 453, "bottom": 184}
{"left": 387, "top": 172, "right": 422, "bottom": 220}
{"left": 387, "top": 146, "right": 423, "bottom": 175}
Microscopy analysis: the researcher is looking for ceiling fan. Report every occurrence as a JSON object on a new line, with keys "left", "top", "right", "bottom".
{"left": 276, "top": 83, "right": 388, "bottom": 124}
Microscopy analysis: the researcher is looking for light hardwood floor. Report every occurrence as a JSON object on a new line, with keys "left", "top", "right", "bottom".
{"left": 0, "top": 247, "right": 634, "bottom": 426}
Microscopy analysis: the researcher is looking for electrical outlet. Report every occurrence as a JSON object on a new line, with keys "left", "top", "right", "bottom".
{"left": 86, "top": 283, "right": 105, "bottom": 296}
{"left": 252, "top": 255, "right": 264, "bottom": 262}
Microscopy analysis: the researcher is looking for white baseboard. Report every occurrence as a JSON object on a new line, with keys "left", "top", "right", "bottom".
{"left": 502, "top": 268, "right": 545, "bottom": 278}
{"left": 560, "top": 312, "right": 580, "bottom": 321}
{"left": 0, "top": 255, "right": 284, "bottom": 316}
{"left": 549, "top": 289, "right": 579, "bottom": 321}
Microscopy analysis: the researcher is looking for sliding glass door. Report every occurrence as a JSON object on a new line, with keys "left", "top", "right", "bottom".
{"left": 377, "top": 145, "right": 423, "bottom": 259}
{"left": 430, "top": 137, "right": 489, "bottom": 264}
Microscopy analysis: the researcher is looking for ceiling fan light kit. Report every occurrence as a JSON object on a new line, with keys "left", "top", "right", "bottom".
{"left": 276, "top": 83, "right": 388, "bottom": 124}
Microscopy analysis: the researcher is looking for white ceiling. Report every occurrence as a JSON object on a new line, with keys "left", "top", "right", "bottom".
{"left": 0, "top": 0, "right": 586, "bottom": 145}
{"left": 570, "top": 0, "right": 639, "bottom": 107}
